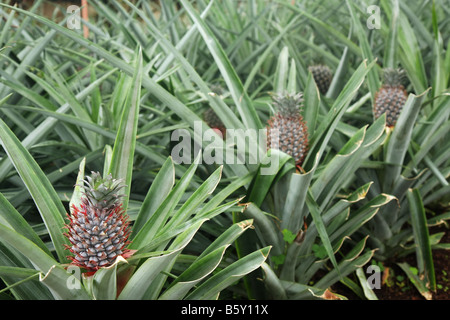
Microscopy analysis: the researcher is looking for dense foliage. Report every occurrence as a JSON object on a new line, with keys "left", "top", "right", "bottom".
{"left": 0, "top": 0, "right": 448, "bottom": 300}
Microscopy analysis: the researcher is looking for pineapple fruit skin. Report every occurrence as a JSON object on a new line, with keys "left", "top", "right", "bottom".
{"left": 65, "top": 202, "right": 131, "bottom": 271}
{"left": 308, "top": 65, "right": 333, "bottom": 95}
{"left": 373, "top": 68, "right": 408, "bottom": 127}
{"left": 374, "top": 85, "right": 407, "bottom": 127}
{"left": 203, "top": 108, "right": 226, "bottom": 136}
{"left": 267, "top": 114, "right": 308, "bottom": 166}
{"left": 267, "top": 93, "right": 308, "bottom": 166}
{"left": 64, "top": 172, "right": 132, "bottom": 272}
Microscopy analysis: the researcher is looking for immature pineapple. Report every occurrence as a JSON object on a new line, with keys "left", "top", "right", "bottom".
{"left": 64, "top": 172, "right": 133, "bottom": 272}
{"left": 373, "top": 68, "right": 408, "bottom": 127}
{"left": 203, "top": 108, "right": 226, "bottom": 136}
{"left": 267, "top": 92, "right": 308, "bottom": 166}
{"left": 308, "top": 65, "right": 333, "bottom": 95}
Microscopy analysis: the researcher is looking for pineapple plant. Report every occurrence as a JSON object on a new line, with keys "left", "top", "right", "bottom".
{"left": 373, "top": 68, "right": 408, "bottom": 127}
{"left": 64, "top": 172, "right": 134, "bottom": 273}
{"left": 308, "top": 64, "right": 333, "bottom": 95}
{"left": 266, "top": 92, "right": 308, "bottom": 166}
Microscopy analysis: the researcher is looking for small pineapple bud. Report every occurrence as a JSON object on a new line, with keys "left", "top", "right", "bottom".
{"left": 308, "top": 65, "right": 333, "bottom": 95}
{"left": 272, "top": 92, "right": 304, "bottom": 117}
{"left": 64, "top": 172, "right": 133, "bottom": 273}
{"left": 373, "top": 68, "right": 408, "bottom": 127}
{"left": 203, "top": 108, "right": 226, "bottom": 136}
{"left": 267, "top": 92, "right": 308, "bottom": 166}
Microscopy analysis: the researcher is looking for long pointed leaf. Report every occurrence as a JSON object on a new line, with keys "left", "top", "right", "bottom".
{"left": 407, "top": 188, "right": 436, "bottom": 292}
{"left": 108, "top": 47, "right": 143, "bottom": 211}
{"left": 186, "top": 246, "right": 271, "bottom": 300}
{"left": 132, "top": 157, "right": 175, "bottom": 237}
{"left": 0, "top": 223, "right": 89, "bottom": 299}
{"left": 179, "top": 0, "right": 262, "bottom": 130}
{"left": 306, "top": 190, "right": 339, "bottom": 275}
{"left": 0, "top": 192, "right": 50, "bottom": 256}
{"left": 0, "top": 118, "right": 69, "bottom": 263}
{"left": 158, "top": 246, "right": 229, "bottom": 300}
{"left": 383, "top": 89, "right": 429, "bottom": 192}
{"left": 130, "top": 153, "right": 201, "bottom": 250}
{"left": 118, "top": 219, "right": 206, "bottom": 300}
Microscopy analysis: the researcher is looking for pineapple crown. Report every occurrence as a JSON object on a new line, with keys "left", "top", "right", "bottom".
{"left": 381, "top": 68, "right": 407, "bottom": 87}
{"left": 272, "top": 92, "right": 304, "bottom": 117}
{"left": 80, "top": 172, "right": 126, "bottom": 210}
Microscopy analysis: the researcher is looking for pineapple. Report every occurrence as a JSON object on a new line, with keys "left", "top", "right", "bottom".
{"left": 308, "top": 64, "right": 333, "bottom": 95}
{"left": 373, "top": 68, "right": 408, "bottom": 127}
{"left": 267, "top": 92, "right": 308, "bottom": 166}
{"left": 64, "top": 172, "right": 133, "bottom": 272}
{"left": 203, "top": 108, "right": 226, "bottom": 136}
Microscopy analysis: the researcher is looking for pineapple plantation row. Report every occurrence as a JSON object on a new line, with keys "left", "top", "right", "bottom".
{"left": 0, "top": 0, "right": 449, "bottom": 301}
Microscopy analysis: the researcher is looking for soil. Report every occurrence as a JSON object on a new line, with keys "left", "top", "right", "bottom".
{"left": 333, "top": 224, "right": 450, "bottom": 300}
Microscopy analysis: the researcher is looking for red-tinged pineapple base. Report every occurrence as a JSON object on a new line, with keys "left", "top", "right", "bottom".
{"left": 64, "top": 202, "right": 133, "bottom": 274}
